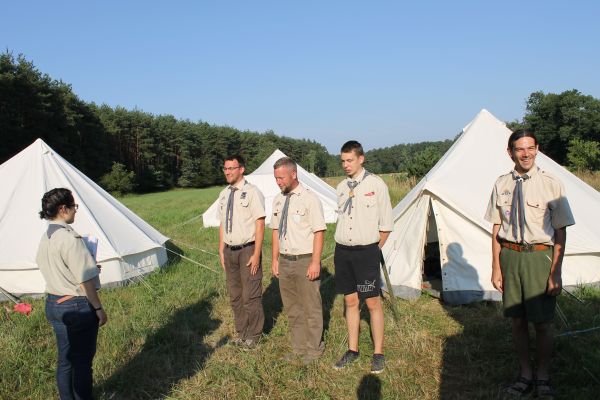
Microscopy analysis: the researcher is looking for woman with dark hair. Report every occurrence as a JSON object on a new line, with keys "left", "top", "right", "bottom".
{"left": 36, "top": 188, "right": 107, "bottom": 400}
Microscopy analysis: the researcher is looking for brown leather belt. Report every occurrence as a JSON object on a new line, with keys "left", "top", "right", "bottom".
{"left": 280, "top": 253, "right": 312, "bottom": 261}
{"left": 501, "top": 241, "right": 551, "bottom": 253}
{"left": 56, "top": 295, "right": 75, "bottom": 304}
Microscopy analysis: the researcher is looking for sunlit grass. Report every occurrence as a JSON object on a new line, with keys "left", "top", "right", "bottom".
{"left": 1, "top": 187, "right": 599, "bottom": 399}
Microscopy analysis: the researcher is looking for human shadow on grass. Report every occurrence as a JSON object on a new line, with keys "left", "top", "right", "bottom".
{"left": 262, "top": 268, "right": 335, "bottom": 337}
{"left": 263, "top": 276, "right": 283, "bottom": 335}
{"left": 356, "top": 374, "right": 382, "bottom": 400}
{"left": 320, "top": 268, "right": 335, "bottom": 332}
{"left": 97, "top": 291, "right": 226, "bottom": 399}
{"left": 438, "top": 243, "right": 509, "bottom": 399}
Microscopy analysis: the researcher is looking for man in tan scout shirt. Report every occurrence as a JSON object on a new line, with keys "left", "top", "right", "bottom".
{"left": 270, "top": 157, "right": 326, "bottom": 365}
{"left": 333, "top": 140, "right": 393, "bottom": 374}
{"left": 485, "top": 130, "right": 574, "bottom": 398}
{"left": 217, "top": 154, "right": 266, "bottom": 349}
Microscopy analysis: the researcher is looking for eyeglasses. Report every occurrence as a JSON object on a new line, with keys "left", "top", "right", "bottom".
{"left": 222, "top": 166, "right": 241, "bottom": 172}
{"left": 66, "top": 204, "right": 79, "bottom": 210}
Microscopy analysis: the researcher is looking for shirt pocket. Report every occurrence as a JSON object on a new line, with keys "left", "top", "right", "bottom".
{"left": 496, "top": 196, "right": 512, "bottom": 220}
{"left": 239, "top": 198, "right": 250, "bottom": 208}
{"left": 291, "top": 207, "right": 306, "bottom": 224}
{"left": 526, "top": 199, "right": 547, "bottom": 224}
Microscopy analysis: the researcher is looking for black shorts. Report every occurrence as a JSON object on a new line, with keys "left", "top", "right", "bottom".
{"left": 334, "top": 242, "right": 381, "bottom": 299}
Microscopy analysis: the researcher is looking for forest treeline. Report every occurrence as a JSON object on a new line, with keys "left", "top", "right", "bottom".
{"left": 1, "top": 52, "right": 599, "bottom": 193}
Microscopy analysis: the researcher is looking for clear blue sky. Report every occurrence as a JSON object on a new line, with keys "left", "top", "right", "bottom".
{"left": 3, "top": 1, "right": 599, "bottom": 153}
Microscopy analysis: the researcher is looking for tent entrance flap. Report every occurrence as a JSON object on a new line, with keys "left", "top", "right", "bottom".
{"left": 422, "top": 200, "right": 442, "bottom": 298}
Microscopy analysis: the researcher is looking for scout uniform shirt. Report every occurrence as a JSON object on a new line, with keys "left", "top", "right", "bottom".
{"left": 270, "top": 183, "right": 327, "bottom": 255}
{"left": 36, "top": 221, "right": 99, "bottom": 296}
{"left": 485, "top": 165, "right": 575, "bottom": 245}
{"left": 334, "top": 169, "right": 394, "bottom": 246}
{"left": 217, "top": 178, "right": 266, "bottom": 246}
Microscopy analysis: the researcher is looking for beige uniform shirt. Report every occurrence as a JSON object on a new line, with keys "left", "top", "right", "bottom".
{"left": 218, "top": 178, "right": 266, "bottom": 246}
{"left": 485, "top": 165, "right": 575, "bottom": 245}
{"left": 334, "top": 169, "right": 394, "bottom": 246}
{"left": 270, "top": 183, "right": 327, "bottom": 255}
{"left": 36, "top": 222, "right": 99, "bottom": 296}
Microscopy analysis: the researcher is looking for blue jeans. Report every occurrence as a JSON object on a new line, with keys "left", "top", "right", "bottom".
{"left": 45, "top": 295, "right": 99, "bottom": 400}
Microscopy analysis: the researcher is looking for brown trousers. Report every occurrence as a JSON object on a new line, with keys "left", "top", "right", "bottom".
{"left": 224, "top": 244, "right": 264, "bottom": 341}
{"left": 279, "top": 255, "right": 324, "bottom": 356}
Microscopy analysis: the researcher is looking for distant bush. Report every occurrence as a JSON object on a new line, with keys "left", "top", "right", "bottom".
{"left": 100, "top": 162, "right": 136, "bottom": 196}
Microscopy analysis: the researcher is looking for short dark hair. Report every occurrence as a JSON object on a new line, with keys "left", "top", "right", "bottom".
{"left": 341, "top": 140, "right": 364, "bottom": 156}
{"left": 273, "top": 157, "right": 297, "bottom": 171}
{"left": 39, "top": 188, "right": 74, "bottom": 220}
{"left": 224, "top": 154, "right": 245, "bottom": 168}
{"left": 508, "top": 129, "right": 538, "bottom": 150}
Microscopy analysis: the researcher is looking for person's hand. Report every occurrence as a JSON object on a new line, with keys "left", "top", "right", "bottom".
{"left": 306, "top": 260, "right": 321, "bottom": 281}
{"left": 96, "top": 309, "right": 107, "bottom": 327}
{"left": 246, "top": 253, "right": 260, "bottom": 275}
{"left": 219, "top": 251, "right": 225, "bottom": 271}
{"left": 491, "top": 268, "right": 503, "bottom": 293}
{"left": 272, "top": 258, "right": 279, "bottom": 278}
{"left": 547, "top": 273, "right": 562, "bottom": 297}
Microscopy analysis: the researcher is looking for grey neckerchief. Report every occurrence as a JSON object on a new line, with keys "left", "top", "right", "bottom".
{"left": 225, "top": 186, "right": 238, "bottom": 234}
{"left": 342, "top": 170, "right": 371, "bottom": 215}
{"left": 510, "top": 171, "right": 530, "bottom": 243}
{"left": 278, "top": 192, "right": 292, "bottom": 241}
{"left": 46, "top": 224, "right": 66, "bottom": 238}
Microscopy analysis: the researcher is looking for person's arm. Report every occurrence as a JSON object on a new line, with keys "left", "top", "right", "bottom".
{"left": 218, "top": 224, "right": 225, "bottom": 270}
{"left": 547, "top": 227, "right": 566, "bottom": 296}
{"left": 378, "top": 231, "right": 390, "bottom": 248}
{"left": 272, "top": 228, "right": 280, "bottom": 278}
{"left": 307, "top": 230, "right": 324, "bottom": 280}
{"left": 80, "top": 279, "right": 107, "bottom": 326}
{"left": 246, "top": 217, "right": 265, "bottom": 275}
{"left": 491, "top": 224, "right": 503, "bottom": 293}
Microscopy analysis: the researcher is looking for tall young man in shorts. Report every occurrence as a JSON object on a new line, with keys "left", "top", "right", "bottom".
{"left": 333, "top": 140, "right": 393, "bottom": 374}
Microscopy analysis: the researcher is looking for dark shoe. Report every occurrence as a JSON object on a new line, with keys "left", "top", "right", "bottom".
{"left": 535, "top": 380, "right": 556, "bottom": 399}
{"left": 333, "top": 350, "right": 359, "bottom": 370}
{"left": 503, "top": 376, "right": 534, "bottom": 397}
{"left": 370, "top": 354, "right": 385, "bottom": 374}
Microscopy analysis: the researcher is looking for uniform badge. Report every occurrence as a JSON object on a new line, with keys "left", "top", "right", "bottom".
{"left": 364, "top": 191, "right": 375, "bottom": 196}
{"left": 501, "top": 190, "right": 511, "bottom": 196}
{"left": 240, "top": 192, "right": 247, "bottom": 199}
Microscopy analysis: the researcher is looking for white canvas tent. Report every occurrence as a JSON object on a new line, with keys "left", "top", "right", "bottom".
{"left": 381, "top": 109, "right": 600, "bottom": 304}
{"left": 202, "top": 149, "right": 338, "bottom": 226}
{"left": 0, "top": 139, "right": 169, "bottom": 297}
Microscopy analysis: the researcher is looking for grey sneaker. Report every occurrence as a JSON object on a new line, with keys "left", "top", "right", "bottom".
{"left": 229, "top": 337, "right": 243, "bottom": 347}
{"left": 241, "top": 338, "right": 258, "bottom": 350}
{"left": 333, "top": 350, "right": 359, "bottom": 370}
{"left": 370, "top": 354, "right": 385, "bottom": 374}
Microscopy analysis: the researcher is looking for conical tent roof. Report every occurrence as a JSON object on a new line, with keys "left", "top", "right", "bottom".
{"left": 202, "top": 149, "right": 338, "bottom": 226}
{"left": 0, "top": 139, "right": 169, "bottom": 296}
{"left": 382, "top": 109, "right": 600, "bottom": 304}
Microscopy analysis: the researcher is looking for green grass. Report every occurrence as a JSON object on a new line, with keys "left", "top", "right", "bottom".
{"left": 1, "top": 187, "right": 599, "bottom": 399}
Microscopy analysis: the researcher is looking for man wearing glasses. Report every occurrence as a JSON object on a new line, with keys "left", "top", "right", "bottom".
{"left": 217, "top": 155, "right": 266, "bottom": 349}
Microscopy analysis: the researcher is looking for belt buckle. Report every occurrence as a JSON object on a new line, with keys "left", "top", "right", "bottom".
{"left": 522, "top": 243, "right": 534, "bottom": 252}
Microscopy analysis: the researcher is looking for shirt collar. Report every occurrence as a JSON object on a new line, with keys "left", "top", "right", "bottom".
{"left": 348, "top": 168, "right": 366, "bottom": 182}
{"left": 230, "top": 178, "right": 247, "bottom": 190}
{"left": 512, "top": 165, "right": 539, "bottom": 179}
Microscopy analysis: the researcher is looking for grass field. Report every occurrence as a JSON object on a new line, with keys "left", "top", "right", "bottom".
{"left": 1, "top": 177, "right": 599, "bottom": 399}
